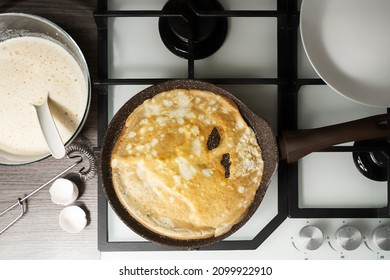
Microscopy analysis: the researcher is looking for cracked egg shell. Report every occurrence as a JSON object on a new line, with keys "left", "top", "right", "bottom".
{"left": 49, "top": 178, "right": 79, "bottom": 206}
{"left": 59, "top": 205, "right": 87, "bottom": 233}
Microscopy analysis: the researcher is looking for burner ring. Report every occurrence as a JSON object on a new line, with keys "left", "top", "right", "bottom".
{"left": 159, "top": 0, "right": 228, "bottom": 60}
{"left": 352, "top": 139, "right": 389, "bottom": 182}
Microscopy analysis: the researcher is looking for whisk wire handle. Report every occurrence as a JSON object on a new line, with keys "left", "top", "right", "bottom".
{"left": 0, "top": 198, "right": 25, "bottom": 235}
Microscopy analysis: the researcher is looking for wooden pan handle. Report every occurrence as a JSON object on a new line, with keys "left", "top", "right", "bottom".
{"left": 278, "top": 114, "right": 390, "bottom": 163}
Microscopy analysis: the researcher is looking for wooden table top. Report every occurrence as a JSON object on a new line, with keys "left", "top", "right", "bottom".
{"left": 0, "top": 0, "right": 100, "bottom": 259}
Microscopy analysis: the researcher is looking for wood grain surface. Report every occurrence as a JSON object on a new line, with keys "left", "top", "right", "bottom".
{"left": 0, "top": 0, "right": 99, "bottom": 259}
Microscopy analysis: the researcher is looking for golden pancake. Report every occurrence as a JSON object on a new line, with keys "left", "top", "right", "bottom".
{"left": 111, "top": 89, "right": 264, "bottom": 240}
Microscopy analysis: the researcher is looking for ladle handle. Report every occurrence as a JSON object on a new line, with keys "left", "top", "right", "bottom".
{"left": 279, "top": 114, "right": 390, "bottom": 163}
{"left": 34, "top": 100, "right": 66, "bottom": 159}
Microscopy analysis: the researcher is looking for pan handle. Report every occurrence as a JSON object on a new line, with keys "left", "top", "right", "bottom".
{"left": 278, "top": 114, "right": 390, "bottom": 163}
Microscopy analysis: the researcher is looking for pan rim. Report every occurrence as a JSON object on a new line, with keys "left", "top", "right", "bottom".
{"left": 100, "top": 79, "right": 278, "bottom": 249}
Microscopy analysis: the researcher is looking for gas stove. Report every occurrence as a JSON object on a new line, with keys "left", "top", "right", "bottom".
{"left": 94, "top": 0, "right": 390, "bottom": 259}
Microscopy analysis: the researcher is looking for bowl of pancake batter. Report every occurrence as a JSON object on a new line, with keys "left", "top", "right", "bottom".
{"left": 0, "top": 13, "right": 91, "bottom": 165}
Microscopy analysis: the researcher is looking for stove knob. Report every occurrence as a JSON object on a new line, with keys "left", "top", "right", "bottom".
{"left": 372, "top": 226, "right": 390, "bottom": 251}
{"left": 336, "top": 226, "right": 362, "bottom": 251}
{"left": 299, "top": 226, "right": 324, "bottom": 250}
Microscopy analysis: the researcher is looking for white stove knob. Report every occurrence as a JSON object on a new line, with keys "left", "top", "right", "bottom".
{"left": 336, "top": 226, "right": 362, "bottom": 251}
{"left": 299, "top": 226, "right": 324, "bottom": 250}
{"left": 372, "top": 226, "right": 390, "bottom": 251}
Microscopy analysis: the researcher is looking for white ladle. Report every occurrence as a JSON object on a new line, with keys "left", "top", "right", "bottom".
{"left": 33, "top": 95, "right": 66, "bottom": 159}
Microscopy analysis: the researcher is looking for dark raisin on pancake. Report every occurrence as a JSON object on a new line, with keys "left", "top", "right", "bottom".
{"left": 207, "top": 127, "right": 221, "bottom": 150}
{"left": 221, "top": 153, "right": 231, "bottom": 178}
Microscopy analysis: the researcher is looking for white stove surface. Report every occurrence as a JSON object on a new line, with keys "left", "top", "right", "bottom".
{"left": 102, "top": 0, "right": 390, "bottom": 259}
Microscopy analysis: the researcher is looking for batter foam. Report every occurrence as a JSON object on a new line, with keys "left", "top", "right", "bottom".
{"left": 0, "top": 36, "right": 88, "bottom": 156}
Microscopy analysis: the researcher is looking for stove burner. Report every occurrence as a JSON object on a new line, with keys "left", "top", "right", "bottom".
{"left": 353, "top": 139, "right": 390, "bottom": 181}
{"left": 159, "top": 0, "right": 228, "bottom": 60}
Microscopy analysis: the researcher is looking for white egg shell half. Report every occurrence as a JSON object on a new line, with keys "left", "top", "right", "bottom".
{"left": 59, "top": 205, "right": 87, "bottom": 233}
{"left": 49, "top": 178, "right": 79, "bottom": 205}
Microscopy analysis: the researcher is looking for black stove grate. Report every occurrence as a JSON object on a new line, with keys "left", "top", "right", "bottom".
{"left": 93, "top": 0, "right": 390, "bottom": 252}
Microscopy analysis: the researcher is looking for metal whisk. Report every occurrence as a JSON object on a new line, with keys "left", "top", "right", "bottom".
{"left": 0, "top": 143, "right": 97, "bottom": 235}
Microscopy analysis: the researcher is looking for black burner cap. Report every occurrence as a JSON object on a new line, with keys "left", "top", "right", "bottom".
{"left": 159, "top": 0, "right": 228, "bottom": 60}
{"left": 353, "top": 139, "right": 390, "bottom": 182}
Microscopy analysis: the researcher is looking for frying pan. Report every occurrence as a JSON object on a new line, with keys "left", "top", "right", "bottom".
{"left": 100, "top": 80, "right": 390, "bottom": 249}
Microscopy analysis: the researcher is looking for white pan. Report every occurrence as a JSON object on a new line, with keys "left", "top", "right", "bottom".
{"left": 300, "top": 0, "right": 390, "bottom": 107}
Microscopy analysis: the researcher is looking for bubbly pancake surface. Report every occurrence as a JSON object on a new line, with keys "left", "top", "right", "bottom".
{"left": 111, "top": 89, "right": 264, "bottom": 240}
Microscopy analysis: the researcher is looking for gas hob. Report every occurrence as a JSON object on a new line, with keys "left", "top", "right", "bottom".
{"left": 94, "top": 0, "right": 390, "bottom": 259}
